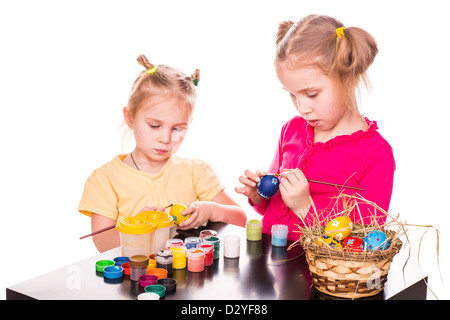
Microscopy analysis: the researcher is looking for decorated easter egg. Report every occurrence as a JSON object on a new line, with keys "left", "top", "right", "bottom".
{"left": 343, "top": 236, "right": 364, "bottom": 252}
{"left": 324, "top": 216, "right": 353, "bottom": 241}
{"left": 257, "top": 174, "right": 280, "bottom": 199}
{"left": 316, "top": 235, "right": 342, "bottom": 250}
{"left": 364, "top": 230, "right": 389, "bottom": 251}
{"left": 170, "top": 204, "right": 190, "bottom": 226}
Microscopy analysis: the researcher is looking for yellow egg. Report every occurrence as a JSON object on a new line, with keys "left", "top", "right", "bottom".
{"left": 316, "top": 235, "right": 342, "bottom": 250}
{"left": 170, "top": 204, "right": 190, "bottom": 226}
{"left": 324, "top": 216, "right": 353, "bottom": 241}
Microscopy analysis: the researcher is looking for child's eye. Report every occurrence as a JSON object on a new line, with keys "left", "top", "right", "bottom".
{"left": 306, "top": 91, "right": 318, "bottom": 98}
{"left": 149, "top": 124, "right": 160, "bottom": 129}
{"left": 173, "top": 127, "right": 185, "bottom": 132}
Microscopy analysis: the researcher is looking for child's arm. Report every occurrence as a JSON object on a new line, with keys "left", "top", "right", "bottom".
{"left": 177, "top": 190, "right": 247, "bottom": 230}
{"left": 91, "top": 213, "right": 120, "bottom": 252}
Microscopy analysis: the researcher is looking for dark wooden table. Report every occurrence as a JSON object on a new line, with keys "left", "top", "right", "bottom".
{"left": 6, "top": 222, "right": 427, "bottom": 300}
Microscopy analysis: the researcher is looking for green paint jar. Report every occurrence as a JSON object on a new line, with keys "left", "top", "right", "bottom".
{"left": 246, "top": 219, "right": 262, "bottom": 241}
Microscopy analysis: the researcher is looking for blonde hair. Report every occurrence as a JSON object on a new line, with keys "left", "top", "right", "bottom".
{"left": 127, "top": 54, "right": 200, "bottom": 118}
{"left": 275, "top": 15, "right": 378, "bottom": 111}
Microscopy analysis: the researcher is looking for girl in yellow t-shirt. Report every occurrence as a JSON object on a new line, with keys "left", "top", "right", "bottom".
{"left": 79, "top": 55, "right": 246, "bottom": 252}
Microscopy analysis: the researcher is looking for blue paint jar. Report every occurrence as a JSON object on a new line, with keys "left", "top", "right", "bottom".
{"left": 184, "top": 237, "right": 201, "bottom": 250}
{"left": 271, "top": 224, "right": 288, "bottom": 247}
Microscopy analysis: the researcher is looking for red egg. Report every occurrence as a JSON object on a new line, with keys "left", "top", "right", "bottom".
{"left": 343, "top": 236, "right": 364, "bottom": 252}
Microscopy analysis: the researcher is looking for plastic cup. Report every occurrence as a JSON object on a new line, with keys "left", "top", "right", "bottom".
{"left": 246, "top": 219, "right": 262, "bottom": 241}
{"left": 117, "top": 217, "right": 156, "bottom": 257}
{"left": 223, "top": 235, "right": 240, "bottom": 258}
{"left": 271, "top": 224, "right": 288, "bottom": 247}
{"left": 135, "top": 211, "right": 173, "bottom": 253}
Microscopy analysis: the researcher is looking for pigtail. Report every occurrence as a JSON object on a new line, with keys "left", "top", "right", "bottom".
{"left": 333, "top": 27, "right": 378, "bottom": 86}
{"left": 276, "top": 20, "right": 296, "bottom": 60}
{"left": 137, "top": 54, "right": 155, "bottom": 71}
{"left": 191, "top": 69, "right": 200, "bottom": 86}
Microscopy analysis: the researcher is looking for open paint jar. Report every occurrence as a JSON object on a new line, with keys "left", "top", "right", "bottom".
{"left": 184, "top": 237, "right": 201, "bottom": 249}
{"left": 187, "top": 248, "right": 205, "bottom": 272}
{"left": 117, "top": 217, "right": 156, "bottom": 257}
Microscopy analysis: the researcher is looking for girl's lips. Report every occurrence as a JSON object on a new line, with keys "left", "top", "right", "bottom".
{"left": 154, "top": 149, "right": 168, "bottom": 155}
{"left": 307, "top": 120, "right": 320, "bottom": 127}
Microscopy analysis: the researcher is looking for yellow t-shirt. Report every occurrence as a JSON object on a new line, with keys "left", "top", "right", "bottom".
{"left": 78, "top": 154, "right": 225, "bottom": 222}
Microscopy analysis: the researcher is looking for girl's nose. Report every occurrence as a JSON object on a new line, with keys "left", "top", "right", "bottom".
{"left": 158, "top": 130, "right": 172, "bottom": 143}
{"left": 296, "top": 96, "right": 312, "bottom": 116}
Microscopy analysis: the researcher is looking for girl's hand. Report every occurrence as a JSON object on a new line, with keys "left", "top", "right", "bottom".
{"left": 235, "top": 169, "right": 267, "bottom": 205}
{"left": 279, "top": 168, "right": 311, "bottom": 219}
{"left": 177, "top": 202, "right": 211, "bottom": 230}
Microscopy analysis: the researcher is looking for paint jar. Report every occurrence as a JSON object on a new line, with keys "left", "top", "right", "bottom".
{"left": 155, "top": 250, "right": 173, "bottom": 274}
{"left": 95, "top": 260, "right": 115, "bottom": 272}
{"left": 137, "top": 292, "right": 160, "bottom": 300}
{"left": 203, "top": 236, "right": 220, "bottom": 259}
{"left": 129, "top": 255, "right": 149, "bottom": 281}
{"left": 147, "top": 267, "right": 168, "bottom": 279}
{"left": 113, "top": 256, "right": 129, "bottom": 266}
{"left": 187, "top": 248, "right": 205, "bottom": 272}
{"left": 165, "top": 238, "right": 184, "bottom": 249}
{"left": 117, "top": 217, "right": 156, "bottom": 257}
{"left": 144, "top": 284, "right": 166, "bottom": 298}
{"left": 271, "top": 224, "right": 288, "bottom": 247}
{"left": 184, "top": 237, "right": 201, "bottom": 249}
{"left": 197, "top": 244, "right": 214, "bottom": 266}
{"left": 139, "top": 274, "right": 158, "bottom": 287}
{"left": 148, "top": 258, "right": 156, "bottom": 270}
{"left": 246, "top": 219, "right": 262, "bottom": 241}
{"left": 223, "top": 235, "right": 240, "bottom": 258}
{"left": 199, "top": 229, "right": 217, "bottom": 240}
{"left": 121, "top": 262, "right": 131, "bottom": 275}
{"left": 171, "top": 246, "right": 187, "bottom": 269}
{"left": 136, "top": 211, "right": 173, "bottom": 253}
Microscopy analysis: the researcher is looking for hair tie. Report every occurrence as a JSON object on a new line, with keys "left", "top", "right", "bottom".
{"left": 336, "top": 27, "right": 345, "bottom": 39}
{"left": 146, "top": 66, "right": 158, "bottom": 75}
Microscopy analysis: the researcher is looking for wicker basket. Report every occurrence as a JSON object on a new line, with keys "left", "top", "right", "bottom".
{"left": 300, "top": 229, "right": 403, "bottom": 299}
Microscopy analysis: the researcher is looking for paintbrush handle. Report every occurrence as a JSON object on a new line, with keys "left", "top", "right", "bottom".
{"left": 272, "top": 173, "right": 364, "bottom": 191}
{"left": 79, "top": 224, "right": 116, "bottom": 240}
{"left": 79, "top": 204, "right": 175, "bottom": 240}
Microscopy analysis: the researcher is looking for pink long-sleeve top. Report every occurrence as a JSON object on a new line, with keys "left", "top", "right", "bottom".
{"left": 251, "top": 116, "right": 395, "bottom": 241}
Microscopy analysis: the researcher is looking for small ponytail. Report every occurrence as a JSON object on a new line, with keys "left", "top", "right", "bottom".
{"left": 333, "top": 26, "right": 378, "bottom": 83}
{"left": 137, "top": 54, "right": 155, "bottom": 71}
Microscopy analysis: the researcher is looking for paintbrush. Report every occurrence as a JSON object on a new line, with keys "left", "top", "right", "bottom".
{"left": 79, "top": 204, "right": 174, "bottom": 240}
{"left": 273, "top": 173, "right": 364, "bottom": 191}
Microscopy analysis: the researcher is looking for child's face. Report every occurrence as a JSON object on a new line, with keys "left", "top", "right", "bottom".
{"left": 276, "top": 66, "right": 347, "bottom": 132}
{"left": 125, "top": 95, "right": 191, "bottom": 166}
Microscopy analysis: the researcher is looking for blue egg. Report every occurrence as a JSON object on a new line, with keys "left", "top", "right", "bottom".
{"left": 257, "top": 174, "right": 280, "bottom": 199}
{"left": 364, "top": 230, "right": 389, "bottom": 251}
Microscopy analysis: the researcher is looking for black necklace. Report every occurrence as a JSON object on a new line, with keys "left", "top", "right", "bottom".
{"left": 130, "top": 152, "right": 140, "bottom": 171}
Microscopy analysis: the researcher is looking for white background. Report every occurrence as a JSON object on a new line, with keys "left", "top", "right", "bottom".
{"left": 1, "top": 0, "right": 449, "bottom": 299}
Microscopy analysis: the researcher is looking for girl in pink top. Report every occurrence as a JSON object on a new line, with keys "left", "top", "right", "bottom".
{"left": 236, "top": 15, "right": 395, "bottom": 241}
